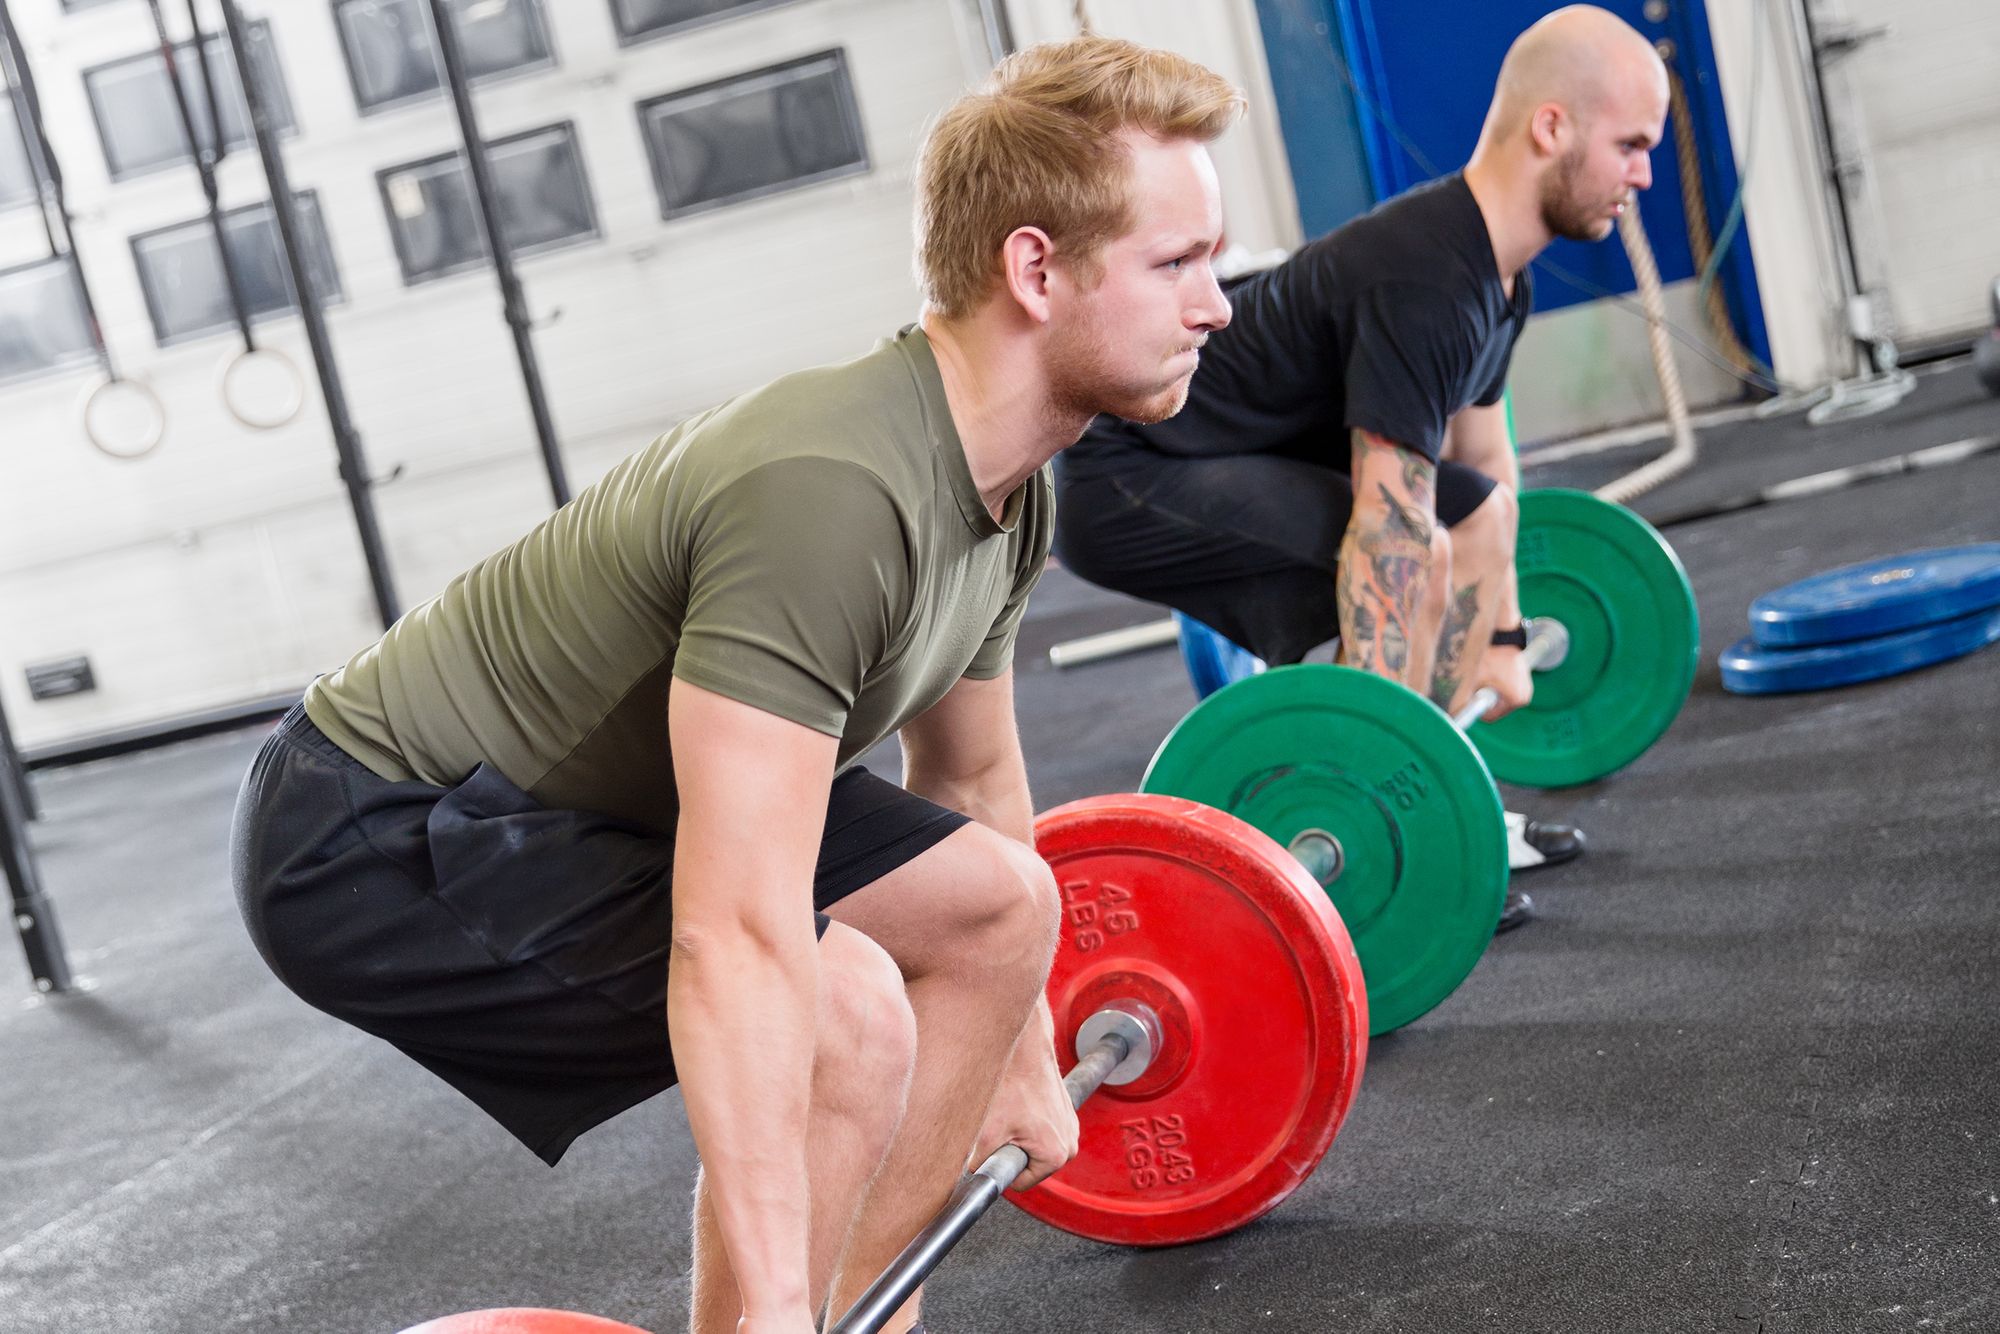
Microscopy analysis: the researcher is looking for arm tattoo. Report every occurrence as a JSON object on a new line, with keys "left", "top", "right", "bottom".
{"left": 1375, "top": 482, "right": 1434, "bottom": 547}
{"left": 1400, "top": 452, "right": 1436, "bottom": 509}
{"left": 1339, "top": 439, "right": 1440, "bottom": 684}
{"left": 1429, "top": 582, "right": 1483, "bottom": 708}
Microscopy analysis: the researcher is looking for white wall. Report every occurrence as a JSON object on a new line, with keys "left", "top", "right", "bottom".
{"left": 1003, "top": 0, "right": 1304, "bottom": 256}
{"left": 0, "top": 0, "right": 987, "bottom": 750}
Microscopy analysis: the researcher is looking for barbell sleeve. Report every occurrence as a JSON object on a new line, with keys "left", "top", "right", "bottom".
{"left": 1450, "top": 617, "right": 1571, "bottom": 732}
{"left": 827, "top": 1008, "right": 1152, "bottom": 1334}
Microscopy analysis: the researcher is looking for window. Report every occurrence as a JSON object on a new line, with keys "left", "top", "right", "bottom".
{"left": 378, "top": 122, "right": 595, "bottom": 284}
{"left": 610, "top": 0, "right": 801, "bottom": 44}
{"left": 0, "top": 258, "right": 96, "bottom": 383}
{"left": 638, "top": 50, "right": 867, "bottom": 221}
{"left": 1, "top": 98, "right": 38, "bottom": 211}
{"left": 131, "top": 193, "right": 342, "bottom": 346}
{"left": 82, "top": 20, "right": 293, "bottom": 181}
{"left": 335, "top": 0, "right": 553, "bottom": 115}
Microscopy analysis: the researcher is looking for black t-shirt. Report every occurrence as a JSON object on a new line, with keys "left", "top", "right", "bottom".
{"left": 1071, "top": 173, "right": 1531, "bottom": 471}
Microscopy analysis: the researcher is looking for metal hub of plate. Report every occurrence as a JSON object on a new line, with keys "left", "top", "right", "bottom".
{"left": 1471, "top": 489, "right": 1699, "bottom": 788}
{"left": 1018, "top": 794, "right": 1368, "bottom": 1246}
{"left": 1139, "top": 667, "right": 1507, "bottom": 1035}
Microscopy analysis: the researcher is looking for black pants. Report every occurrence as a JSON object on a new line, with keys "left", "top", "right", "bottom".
{"left": 1053, "top": 447, "right": 1498, "bottom": 666}
{"left": 231, "top": 705, "right": 965, "bottom": 1164}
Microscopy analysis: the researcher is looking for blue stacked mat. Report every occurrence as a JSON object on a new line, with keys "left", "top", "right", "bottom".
{"left": 1720, "top": 544, "right": 2000, "bottom": 694}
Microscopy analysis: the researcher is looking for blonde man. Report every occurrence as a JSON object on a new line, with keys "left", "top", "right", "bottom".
{"left": 232, "top": 36, "right": 1240, "bottom": 1334}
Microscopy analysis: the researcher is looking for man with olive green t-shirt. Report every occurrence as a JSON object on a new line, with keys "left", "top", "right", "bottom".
{"left": 231, "top": 35, "right": 1244, "bottom": 1334}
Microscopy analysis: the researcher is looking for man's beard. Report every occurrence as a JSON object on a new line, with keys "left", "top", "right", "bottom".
{"left": 1047, "top": 316, "right": 1195, "bottom": 425}
{"left": 1540, "top": 143, "right": 1613, "bottom": 242}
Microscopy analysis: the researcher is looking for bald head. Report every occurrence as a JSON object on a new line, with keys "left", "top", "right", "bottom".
{"left": 1489, "top": 5, "right": 1666, "bottom": 133}
{"left": 1470, "top": 5, "right": 1670, "bottom": 246}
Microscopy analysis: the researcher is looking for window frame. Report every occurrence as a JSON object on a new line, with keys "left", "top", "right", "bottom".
{"left": 128, "top": 190, "right": 345, "bottom": 348}
{"left": 0, "top": 96, "right": 41, "bottom": 213}
{"left": 0, "top": 254, "right": 100, "bottom": 387}
{"left": 331, "top": 0, "right": 558, "bottom": 119}
{"left": 609, "top": 0, "right": 805, "bottom": 48}
{"left": 635, "top": 47, "right": 870, "bottom": 224}
{"left": 374, "top": 119, "right": 600, "bottom": 287}
{"left": 80, "top": 18, "right": 295, "bottom": 184}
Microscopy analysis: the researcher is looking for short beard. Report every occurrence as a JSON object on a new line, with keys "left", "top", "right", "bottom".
{"left": 1539, "top": 142, "right": 1610, "bottom": 242}
{"left": 1047, "top": 318, "right": 1192, "bottom": 425}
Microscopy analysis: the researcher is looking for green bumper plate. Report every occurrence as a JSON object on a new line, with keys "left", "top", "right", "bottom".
{"left": 1141, "top": 665, "right": 1506, "bottom": 1035}
{"left": 1473, "top": 489, "right": 1699, "bottom": 788}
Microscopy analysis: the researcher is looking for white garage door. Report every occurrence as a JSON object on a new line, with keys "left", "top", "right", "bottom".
{"left": 1805, "top": 0, "right": 2000, "bottom": 347}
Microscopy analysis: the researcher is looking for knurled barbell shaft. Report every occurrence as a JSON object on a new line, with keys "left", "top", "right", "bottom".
{"left": 1450, "top": 617, "right": 1570, "bottom": 733}
{"left": 826, "top": 1009, "right": 1150, "bottom": 1334}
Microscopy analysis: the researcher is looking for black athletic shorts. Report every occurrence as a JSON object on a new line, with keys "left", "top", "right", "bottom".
{"left": 1052, "top": 448, "right": 1498, "bottom": 667}
{"left": 230, "top": 705, "right": 967, "bottom": 1165}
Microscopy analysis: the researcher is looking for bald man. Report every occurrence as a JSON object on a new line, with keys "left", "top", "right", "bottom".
{"left": 1054, "top": 7, "right": 1670, "bottom": 928}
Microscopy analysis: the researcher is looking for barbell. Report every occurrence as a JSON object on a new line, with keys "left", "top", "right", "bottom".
{"left": 397, "top": 795, "right": 1372, "bottom": 1334}
{"left": 1176, "top": 489, "right": 1700, "bottom": 790}
{"left": 1141, "top": 491, "right": 1700, "bottom": 1034}
{"left": 833, "top": 793, "right": 1369, "bottom": 1330}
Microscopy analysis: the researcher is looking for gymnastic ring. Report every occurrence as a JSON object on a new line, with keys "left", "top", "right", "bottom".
{"left": 80, "top": 375, "right": 167, "bottom": 460}
{"left": 219, "top": 344, "right": 306, "bottom": 430}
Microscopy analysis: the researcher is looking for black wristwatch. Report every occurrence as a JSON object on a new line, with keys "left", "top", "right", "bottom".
{"left": 1491, "top": 623, "right": 1529, "bottom": 650}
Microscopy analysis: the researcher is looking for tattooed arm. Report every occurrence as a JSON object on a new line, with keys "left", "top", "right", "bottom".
{"left": 1441, "top": 402, "right": 1523, "bottom": 630}
{"left": 1337, "top": 430, "right": 1444, "bottom": 691}
{"left": 1433, "top": 402, "right": 1528, "bottom": 717}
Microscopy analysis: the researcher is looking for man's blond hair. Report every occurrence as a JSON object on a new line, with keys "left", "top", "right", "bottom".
{"left": 915, "top": 36, "right": 1245, "bottom": 319}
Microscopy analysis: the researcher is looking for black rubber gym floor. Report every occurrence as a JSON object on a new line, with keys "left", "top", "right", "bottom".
{"left": 3, "top": 365, "right": 1996, "bottom": 1334}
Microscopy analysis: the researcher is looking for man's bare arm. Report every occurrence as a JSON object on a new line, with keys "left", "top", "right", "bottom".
{"left": 1434, "top": 402, "right": 1526, "bottom": 712}
{"left": 1442, "top": 401, "right": 1520, "bottom": 491}
{"left": 898, "top": 669, "right": 1032, "bottom": 843}
{"left": 667, "top": 679, "right": 840, "bottom": 1329}
{"left": 1338, "top": 429, "right": 1441, "bottom": 688}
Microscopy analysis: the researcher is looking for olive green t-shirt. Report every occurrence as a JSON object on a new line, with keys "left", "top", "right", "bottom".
{"left": 304, "top": 327, "right": 1052, "bottom": 835}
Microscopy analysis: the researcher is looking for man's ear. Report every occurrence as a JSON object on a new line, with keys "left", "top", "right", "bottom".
{"left": 1529, "top": 102, "right": 1568, "bottom": 159}
{"left": 1000, "top": 226, "right": 1057, "bottom": 324}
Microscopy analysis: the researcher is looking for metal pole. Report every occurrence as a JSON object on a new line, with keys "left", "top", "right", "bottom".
{"left": 828, "top": 1009, "right": 1151, "bottom": 1334}
{"left": 217, "top": 0, "right": 400, "bottom": 627}
{"left": 0, "top": 692, "right": 69, "bottom": 994}
{"left": 0, "top": 682, "right": 35, "bottom": 822}
{"left": 148, "top": 0, "right": 258, "bottom": 349}
{"left": 1452, "top": 618, "right": 1571, "bottom": 731}
{"left": 423, "top": 0, "right": 571, "bottom": 508}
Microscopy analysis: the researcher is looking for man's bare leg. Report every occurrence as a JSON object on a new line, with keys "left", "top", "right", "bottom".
{"left": 691, "top": 924, "right": 919, "bottom": 1334}
{"left": 817, "top": 825, "right": 1059, "bottom": 1333}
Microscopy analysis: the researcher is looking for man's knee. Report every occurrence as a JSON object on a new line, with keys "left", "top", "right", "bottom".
{"left": 931, "top": 826, "right": 1061, "bottom": 995}
{"left": 818, "top": 925, "right": 919, "bottom": 1104}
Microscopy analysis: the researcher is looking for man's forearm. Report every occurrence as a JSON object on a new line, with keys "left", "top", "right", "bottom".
{"left": 668, "top": 924, "right": 817, "bottom": 1321}
{"left": 1337, "top": 482, "right": 1438, "bottom": 683}
{"left": 904, "top": 757, "right": 1035, "bottom": 847}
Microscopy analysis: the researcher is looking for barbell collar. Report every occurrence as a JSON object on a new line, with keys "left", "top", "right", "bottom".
{"left": 1450, "top": 617, "right": 1570, "bottom": 732}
